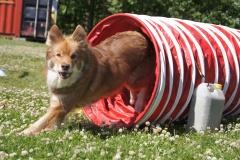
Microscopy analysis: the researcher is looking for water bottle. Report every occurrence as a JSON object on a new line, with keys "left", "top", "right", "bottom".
{"left": 186, "top": 83, "right": 225, "bottom": 132}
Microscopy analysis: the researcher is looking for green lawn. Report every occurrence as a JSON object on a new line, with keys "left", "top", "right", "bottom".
{"left": 0, "top": 38, "right": 239, "bottom": 160}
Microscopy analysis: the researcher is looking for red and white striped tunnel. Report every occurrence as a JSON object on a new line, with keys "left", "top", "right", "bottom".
{"left": 82, "top": 13, "right": 240, "bottom": 128}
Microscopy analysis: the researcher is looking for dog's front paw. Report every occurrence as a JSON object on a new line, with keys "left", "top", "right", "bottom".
{"left": 21, "top": 126, "right": 39, "bottom": 135}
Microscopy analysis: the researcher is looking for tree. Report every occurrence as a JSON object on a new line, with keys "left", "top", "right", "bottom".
{"left": 56, "top": 0, "right": 240, "bottom": 34}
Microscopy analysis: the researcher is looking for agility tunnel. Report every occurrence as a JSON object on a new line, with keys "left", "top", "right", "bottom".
{"left": 82, "top": 13, "right": 240, "bottom": 128}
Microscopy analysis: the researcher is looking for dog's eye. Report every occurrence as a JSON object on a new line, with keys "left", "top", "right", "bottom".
{"left": 71, "top": 55, "right": 77, "bottom": 60}
{"left": 56, "top": 53, "right": 61, "bottom": 57}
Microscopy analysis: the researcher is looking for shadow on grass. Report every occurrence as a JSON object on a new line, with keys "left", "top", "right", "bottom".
{"left": 65, "top": 113, "right": 240, "bottom": 139}
{"left": 65, "top": 115, "right": 190, "bottom": 139}
{"left": 67, "top": 118, "right": 122, "bottom": 139}
{"left": 18, "top": 71, "right": 29, "bottom": 78}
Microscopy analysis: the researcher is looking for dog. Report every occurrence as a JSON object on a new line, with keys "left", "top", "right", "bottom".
{"left": 22, "top": 25, "right": 155, "bottom": 135}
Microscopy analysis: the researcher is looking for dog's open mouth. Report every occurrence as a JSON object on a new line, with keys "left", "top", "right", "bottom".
{"left": 58, "top": 72, "right": 72, "bottom": 79}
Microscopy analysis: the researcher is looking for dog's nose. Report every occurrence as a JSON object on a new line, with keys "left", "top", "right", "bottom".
{"left": 61, "top": 63, "right": 70, "bottom": 71}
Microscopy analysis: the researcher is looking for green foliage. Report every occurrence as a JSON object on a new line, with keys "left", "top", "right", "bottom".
{"left": 167, "top": 0, "right": 240, "bottom": 28}
{"left": 57, "top": 0, "right": 89, "bottom": 34}
{"left": 57, "top": 0, "right": 240, "bottom": 34}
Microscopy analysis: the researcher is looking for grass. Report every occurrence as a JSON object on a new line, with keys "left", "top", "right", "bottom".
{"left": 0, "top": 38, "right": 239, "bottom": 160}
{"left": 0, "top": 38, "right": 46, "bottom": 91}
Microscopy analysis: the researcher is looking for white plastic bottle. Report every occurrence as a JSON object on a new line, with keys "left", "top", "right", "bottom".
{"left": 186, "top": 83, "right": 225, "bottom": 132}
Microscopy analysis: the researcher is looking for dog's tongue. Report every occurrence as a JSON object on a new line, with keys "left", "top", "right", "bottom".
{"left": 59, "top": 72, "right": 70, "bottom": 79}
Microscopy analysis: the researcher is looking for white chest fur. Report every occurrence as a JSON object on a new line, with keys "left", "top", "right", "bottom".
{"left": 47, "top": 70, "right": 67, "bottom": 88}
{"left": 47, "top": 69, "right": 79, "bottom": 89}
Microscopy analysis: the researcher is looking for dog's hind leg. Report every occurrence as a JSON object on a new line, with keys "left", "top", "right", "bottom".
{"left": 134, "top": 86, "right": 148, "bottom": 113}
{"left": 129, "top": 91, "right": 138, "bottom": 105}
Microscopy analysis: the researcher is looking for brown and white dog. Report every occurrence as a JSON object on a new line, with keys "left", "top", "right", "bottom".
{"left": 22, "top": 25, "right": 155, "bottom": 135}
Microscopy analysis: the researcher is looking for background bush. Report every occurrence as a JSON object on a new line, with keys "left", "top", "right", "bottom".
{"left": 57, "top": 0, "right": 240, "bottom": 34}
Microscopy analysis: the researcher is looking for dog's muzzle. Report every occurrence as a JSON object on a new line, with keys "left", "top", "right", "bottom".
{"left": 58, "top": 63, "right": 72, "bottom": 79}
{"left": 58, "top": 72, "right": 72, "bottom": 79}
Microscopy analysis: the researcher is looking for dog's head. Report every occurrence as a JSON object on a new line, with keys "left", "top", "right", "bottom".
{"left": 46, "top": 25, "right": 89, "bottom": 88}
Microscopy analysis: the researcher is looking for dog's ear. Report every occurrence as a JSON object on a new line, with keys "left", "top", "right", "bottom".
{"left": 72, "top": 25, "right": 86, "bottom": 42}
{"left": 46, "top": 25, "right": 64, "bottom": 46}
